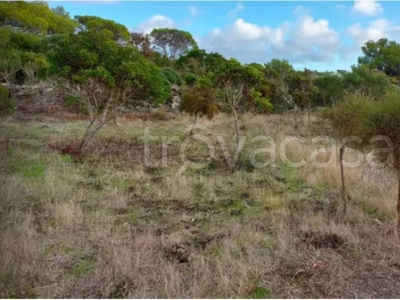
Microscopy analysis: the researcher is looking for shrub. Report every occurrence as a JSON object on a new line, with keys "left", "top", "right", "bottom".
{"left": 162, "top": 68, "right": 182, "bottom": 85}
{"left": 183, "top": 72, "right": 197, "bottom": 86}
{"left": 0, "top": 85, "right": 16, "bottom": 116}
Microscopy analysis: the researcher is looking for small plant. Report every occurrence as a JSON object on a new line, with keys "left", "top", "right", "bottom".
{"left": 183, "top": 72, "right": 197, "bottom": 86}
{"left": 0, "top": 85, "right": 16, "bottom": 116}
{"left": 248, "top": 286, "right": 273, "bottom": 299}
{"left": 65, "top": 94, "right": 81, "bottom": 107}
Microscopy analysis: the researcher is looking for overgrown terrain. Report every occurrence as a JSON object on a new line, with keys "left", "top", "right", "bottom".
{"left": 2, "top": 1, "right": 400, "bottom": 298}
{"left": 1, "top": 111, "right": 400, "bottom": 298}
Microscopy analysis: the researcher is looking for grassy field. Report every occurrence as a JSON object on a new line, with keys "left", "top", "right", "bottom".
{"left": 1, "top": 111, "right": 400, "bottom": 298}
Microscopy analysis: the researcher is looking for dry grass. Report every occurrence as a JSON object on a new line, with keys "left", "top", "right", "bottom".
{"left": 1, "top": 111, "right": 400, "bottom": 298}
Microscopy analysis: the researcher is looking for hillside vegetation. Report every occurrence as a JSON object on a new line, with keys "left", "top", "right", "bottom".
{"left": 1, "top": 1, "right": 400, "bottom": 298}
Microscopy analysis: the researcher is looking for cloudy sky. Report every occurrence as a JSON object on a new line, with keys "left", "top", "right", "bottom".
{"left": 47, "top": 1, "right": 400, "bottom": 71}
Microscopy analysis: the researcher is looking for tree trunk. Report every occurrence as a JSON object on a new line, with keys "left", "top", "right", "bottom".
{"left": 79, "top": 93, "right": 113, "bottom": 155}
{"left": 190, "top": 111, "right": 198, "bottom": 136}
{"left": 340, "top": 144, "right": 347, "bottom": 218}
{"left": 397, "top": 159, "right": 400, "bottom": 241}
{"left": 232, "top": 108, "right": 241, "bottom": 165}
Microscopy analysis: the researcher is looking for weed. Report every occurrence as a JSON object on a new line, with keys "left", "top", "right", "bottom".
{"left": 248, "top": 287, "right": 273, "bottom": 299}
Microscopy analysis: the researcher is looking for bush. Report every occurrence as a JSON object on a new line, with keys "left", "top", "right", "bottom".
{"left": 0, "top": 85, "right": 16, "bottom": 116}
{"left": 162, "top": 68, "right": 182, "bottom": 85}
{"left": 65, "top": 94, "right": 81, "bottom": 107}
{"left": 183, "top": 73, "right": 197, "bottom": 86}
{"left": 180, "top": 85, "right": 218, "bottom": 120}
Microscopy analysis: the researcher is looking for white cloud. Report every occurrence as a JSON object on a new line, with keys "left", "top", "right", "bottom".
{"left": 227, "top": 2, "right": 244, "bottom": 19}
{"left": 136, "top": 15, "right": 175, "bottom": 34}
{"left": 202, "top": 14, "right": 340, "bottom": 64}
{"left": 352, "top": 0, "right": 383, "bottom": 16}
{"left": 346, "top": 18, "right": 400, "bottom": 47}
{"left": 338, "top": 18, "right": 400, "bottom": 61}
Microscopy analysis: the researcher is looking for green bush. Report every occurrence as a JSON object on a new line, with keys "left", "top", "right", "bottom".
{"left": 0, "top": 85, "right": 16, "bottom": 116}
{"left": 65, "top": 95, "right": 81, "bottom": 107}
{"left": 183, "top": 72, "right": 197, "bottom": 86}
{"left": 162, "top": 68, "right": 182, "bottom": 85}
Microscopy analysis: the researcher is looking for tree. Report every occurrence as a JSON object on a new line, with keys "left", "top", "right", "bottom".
{"left": 150, "top": 28, "right": 198, "bottom": 63}
{"left": 47, "top": 17, "right": 170, "bottom": 153}
{"left": 358, "top": 38, "right": 400, "bottom": 78}
{"left": 342, "top": 65, "right": 393, "bottom": 98}
{"left": 0, "top": 27, "right": 50, "bottom": 86}
{"left": 313, "top": 72, "right": 345, "bottom": 106}
{"left": 180, "top": 77, "right": 218, "bottom": 134}
{"left": 0, "top": 1, "right": 77, "bottom": 35}
{"left": 264, "top": 59, "right": 296, "bottom": 111}
{"left": 75, "top": 15, "right": 130, "bottom": 42}
{"left": 215, "top": 60, "right": 261, "bottom": 167}
{"left": 290, "top": 68, "right": 316, "bottom": 128}
{"left": 175, "top": 48, "right": 208, "bottom": 75}
{"left": 130, "top": 32, "right": 152, "bottom": 57}
{"left": 322, "top": 91, "right": 400, "bottom": 238}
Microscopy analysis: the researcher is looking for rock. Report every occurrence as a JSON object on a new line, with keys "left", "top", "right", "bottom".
{"left": 170, "top": 95, "right": 181, "bottom": 109}
{"left": 166, "top": 84, "right": 182, "bottom": 110}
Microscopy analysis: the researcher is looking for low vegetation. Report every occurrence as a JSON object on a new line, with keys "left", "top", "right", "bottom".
{"left": 2, "top": 113, "right": 400, "bottom": 298}
{"left": 2, "top": 1, "right": 400, "bottom": 298}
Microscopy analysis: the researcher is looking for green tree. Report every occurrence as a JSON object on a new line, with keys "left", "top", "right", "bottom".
{"left": 264, "top": 59, "right": 296, "bottom": 111}
{"left": 322, "top": 91, "right": 400, "bottom": 237}
{"left": 342, "top": 65, "right": 393, "bottom": 98}
{"left": 290, "top": 68, "right": 316, "bottom": 128}
{"left": 130, "top": 32, "right": 152, "bottom": 57}
{"left": 150, "top": 28, "right": 198, "bottom": 63}
{"left": 313, "top": 72, "right": 345, "bottom": 106}
{"left": 75, "top": 15, "right": 130, "bottom": 42}
{"left": 180, "top": 77, "right": 218, "bottom": 134}
{"left": 47, "top": 18, "right": 170, "bottom": 152}
{"left": 0, "top": 27, "right": 49, "bottom": 85}
{"left": 358, "top": 38, "right": 400, "bottom": 78}
{"left": 215, "top": 59, "right": 262, "bottom": 167}
{"left": 0, "top": 1, "right": 77, "bottom": 35}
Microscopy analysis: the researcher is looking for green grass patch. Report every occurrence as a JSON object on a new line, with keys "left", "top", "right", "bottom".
{"left": 11, "top": 159, "right": 46, "bottom": 179}
{"left": 280, "top": 163, "right": 307, "bottom": 190}
{"left": 248, "top": 287, "right": 273, "bottom": 299}
{"left": 70, "top": 257, "right": 96, "bottom": 277}
{"left": 356, "top": 200, "right": 395, "bottom": 221}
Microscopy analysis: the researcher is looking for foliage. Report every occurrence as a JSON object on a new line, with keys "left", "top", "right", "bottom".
{"left": 150, "top": 28, "right": 198, "bottom": 62}
{"left": 263, "top": 59, "right": 295, "bottom": 109}
{"left": 322, "top": 90, "right": 400, "bottom": 230}
{"left": 180, "top": 80, "right": 218, "bottom": 120}
{"left": 358, "top": 38, "right": 400, "bottom": 78}
{"left": 47, "top": 23, "right": 170, "bottom": 106}
{"left": 249, "top": 88, "right": 273, "bottom": 113}
{"left": 0, "top": 84, "right": 15, "bottom": 116}
{"left": 321, "top": 90, "right": 400, "bottom": 155}
{"left": 313, "top": 73, "right": 345, "bottom": 106}
{"left": 183, "top": 72, "right": 197, "bottom": 86}
{"left": 342, "top": 65, "right": 393, "bottom": 98}
{"left": 0, "top": 1, "right": 77, "bottom": 35}
{"left": 0, "top": 26, "right": 50, "bottom": 83}
{"left": 162, "top": 67, "right": 182, "bottom": 85}
{"left": 75, "top": 15, "right": 130, "bottom": 42}
{"left": 290, "top": 68, "right": 316, "bottom": 110}
{"left": 130, "top": 32, "right": 152, "bottom": 57}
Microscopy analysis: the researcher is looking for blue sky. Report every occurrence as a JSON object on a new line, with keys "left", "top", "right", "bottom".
{"left": 47, "top": 1, "right": 400, "bottom": 71}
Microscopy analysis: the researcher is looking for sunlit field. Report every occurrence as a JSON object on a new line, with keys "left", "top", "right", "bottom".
{"left": 1, "top": 111, "right": 400, "bottom": 298}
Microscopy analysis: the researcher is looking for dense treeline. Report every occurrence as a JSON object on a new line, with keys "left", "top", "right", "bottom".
{"left": 1, "top": 1, "right": 399, "bottom": 116}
